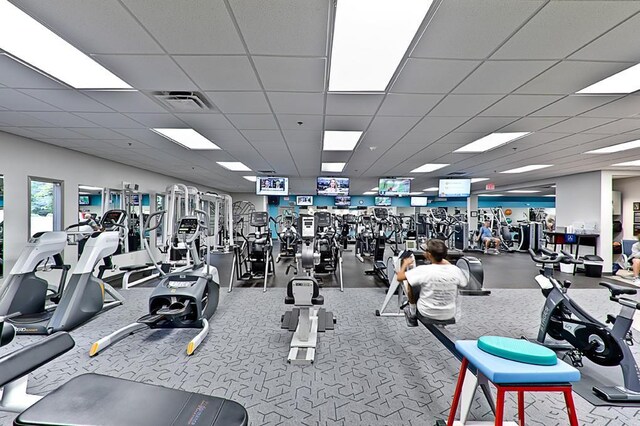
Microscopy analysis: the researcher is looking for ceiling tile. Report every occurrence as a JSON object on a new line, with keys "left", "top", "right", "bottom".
{"left": 253, "top": 56, "right": 326, "bottom": 92}
{"left": 411, "top": 0, "right": 544, "bottom": 59}
{"left": 454, "top": 61, "right": 556, "bottom": 94}
{"left": 0, "top": 111, "right": 56, "bottom": 127}
{"left": 499, "top": 116, "right": 569, "bottom": 132}
{"left": 580, "top": 96, "right": 640, "bottom": 118}
{"left": 367, "top": 116, "right": 422, "bottom": 138}
{"left": 0, "top": 89, "right": 59, "bottom": 111}
{"left": 0, "top": 126, "right": 48, "bottom": 139}
{"left": 276, "top": 114, "right": 324, "bottom": 130}
{"left": 429, "top": 94, "right": 502, "bottom": 117}
{"left": 174, "top": 56, "right": 260, "bottom": 91}
{"left": 174, "top": 113, "right": 234, "bottom": 130}
{"left": 74, "top": 112, "right": 143, "bottom": 128}
{"left": 22, "top": 127, "right": 86, "bottom": 139}
{"left": 530, "top": 95, "right": 622, "bottom": 117}
{"left": 14, "top": 0, "right": 163, "bottom": 54}
{"left": 72, "top": 127, "right": 129, "bottom": 139}
{"left": 584, "top": 118, "right": 640, "bottom": 135}
{"left": 228, "top": 0, "right": 328, "bottom": 56}
{"left": 92, "top": 55, "right": 198, "bottom": 91}
{"left": 391, "top": 59, "right": 480, "bottom": 94}
{"left": 240, "top": 130, "right": 284, "bottom": 144}
{"left": 267, "top": 92, "right": 324, "bottom": 115}
{"left": 570, "top": 12, "right": 640, "bottom": 62}
{"left": 326, "top": 94, "right": 384, "bottom": 116}
{"left": 541, "top": 117, "right": 617, "bottom": 133}
{"left": 84, "top": 91, "right": 166, "bottom": 113}
{"left": 453, "top": 116, "right": 516, "bottom": 133}
{"left": 226, "top": 114, "right": 278, "bottom": 130}
{"left": 377, "top": 94, "right": 444, "bottom": 116}
{"left": 406, "top": 116, "right": 469, "bottom": 141}
{"left": 0, "top": 55, "right": 63, "bottom": 89}
{"left": 480, "top": 95, "right": 563, "bottom": 117}
{"left": 516, "top": 61, "right": 633, "bottom": 95}
{"left": 324, "top": 115, "right": 372, "bottom": 131}
{"left": 19, "top": 89, "right": 113, "bottom": 112}
{"left": 125, "top": 113, "right": 185, "bottom": 128}
{"left": 122, "top": 0, "right": 245, "bottom": 54}
{"left": 206, "top": 92, "right": 271, "bottom": 114}
{"left": 282, "top": 130, "right": 322, "bottom": 147}
{"left": 492, "top": 1, "right": 640, "bottom": 60}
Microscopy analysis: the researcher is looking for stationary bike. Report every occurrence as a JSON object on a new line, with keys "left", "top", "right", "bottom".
{"left": 529, "top": 248, "right": 640, "bottom": 402}
{"left": 281, "top": 215, "right": 335, "bottom": 364}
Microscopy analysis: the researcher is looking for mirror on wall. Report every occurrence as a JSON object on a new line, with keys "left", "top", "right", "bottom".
{"left": 0, "top": 174, "right": 4, "bottom": 278}
{"left": 29, "top": 177, "right": 63, "bottom": 237}
{"left": 75, "top": 185, "right": 104, "bottom": 258}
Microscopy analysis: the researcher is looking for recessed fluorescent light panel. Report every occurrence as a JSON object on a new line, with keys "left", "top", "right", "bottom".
{"left": 323, "top": 131, "right": 363, "bottom": 151}
{"left": 78, "top": 185, "right": 103, "bottom": 191}
{"left": 371, "top": 187, "right": 379, "bottom": 191}
{"left": 470, "top": 178, "right": 489, "bottom": 183}
{"left": 585, "top": 139, "right": 640, "bottom": 154}
{"left": 507, "top": 190, "right": 540, "bottom": 194}
{"left": 322, "top": 162, "right": 346, "bottom": 172}
{"left": 501, "top": 165, "right": 552, "bottom": 174}
{"left": 363, "top": 191, "right": 376, "bottom": 195}
{"left": 544, "top": 194, "right": 556, "bottom": 197}
{"left": 409, "top": 192, "right": 423, "bottom": 195}
{"left": 329, "top": 0, "right": 434, "bottom": 91}
{"left": 0, "top": 1, "right": 131, "bottom": 89}
{"left": 454, "top": 132, "right": 531, "bottom": 153}
{"left": 217, "top": 162, "right": 251, "bottom": 171}
{"left": 423, "top": 187, "right": 438, "bottom": 191}
{"left": 479, "top": 194, "right": 503, "bottom": 197}
{"left": 152, "top": 128, "right": 219, "bottom": 150}
{"left": 243, "top": 176, "right": 257, "bottom": 182}
{"left": 612, "top": 160, "right": 640, "bottom": 166}
{"left": 410, "top": 163, "right": 449, "bottom": 173}
{"left": 577, "top": 63, "right": 640, "bottom": 94}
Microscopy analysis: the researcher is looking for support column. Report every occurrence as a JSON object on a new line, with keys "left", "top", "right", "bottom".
{"left": 467, "top": 194, "right": 478, "bottom": 231}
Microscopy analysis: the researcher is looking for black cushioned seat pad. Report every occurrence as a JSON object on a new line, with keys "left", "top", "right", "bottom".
{"left": 15, "top": 374, "right": 248, "bottom": 426}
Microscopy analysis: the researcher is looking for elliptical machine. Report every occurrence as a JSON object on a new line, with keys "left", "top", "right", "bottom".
{"left": 229, "top": 211, "right": 275, "bottom": 292}
{"left": 311, "top": 212, "right": 344, "bottom": 291}
{"left": 355, "top": 215, "right": 374, "bottom": 262}
{"left": 365, "top": 208, "right": 392, "bottom": 283}
{"left": 529, "top": 248, "right": 640, "bottom": 402}
{"left": 90, "top": 209, "right": 220, "bottom": 357}
{"left": 0, "top": 213, "right": 125, "bottom": 335}
{"left": 275, "top": 214, "right": 299, "bottom": 263}
{"left": 281, "top": 214, "right": 335, "bottom": 364}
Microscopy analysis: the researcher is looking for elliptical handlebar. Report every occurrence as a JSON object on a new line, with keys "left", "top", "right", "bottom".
{"left": 144, "top": 210, "right": 166, "bottom": 232}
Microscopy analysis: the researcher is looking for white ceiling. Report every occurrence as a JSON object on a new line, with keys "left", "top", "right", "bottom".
{"left": 1, "top": 0, "right": 640, "bottom": 195}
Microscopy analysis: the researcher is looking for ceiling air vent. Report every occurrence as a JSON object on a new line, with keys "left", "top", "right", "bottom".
{"left": 446, "top": 171, "right": 467, "bottom": 176}
{"left": 259, "top": 170, "right": 276, "bottom": 174}
{"left": 153, "top": 91, "right": 215, "bottom": 112}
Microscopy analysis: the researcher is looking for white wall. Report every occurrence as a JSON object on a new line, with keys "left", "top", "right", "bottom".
{"left": 555, "top": 171, "right": 602, "bottom": 229}
{"left": 0, "top": 131, "right": 220, "bottom": 282}
{"left": 228, "top": 192, "right": 267, "bottom": 211}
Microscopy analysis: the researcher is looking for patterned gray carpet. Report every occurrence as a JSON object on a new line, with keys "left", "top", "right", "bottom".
{"left": 1, "top": 285, "right": 639, "bottom": 425}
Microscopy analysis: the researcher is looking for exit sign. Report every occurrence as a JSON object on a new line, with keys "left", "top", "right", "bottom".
{"left": 485, "top": 183, "right": 495, "bottom": 190}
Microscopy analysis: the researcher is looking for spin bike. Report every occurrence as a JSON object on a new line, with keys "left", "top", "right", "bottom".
{"left": 529, "top": 248, "right": 640, "bottom": 402}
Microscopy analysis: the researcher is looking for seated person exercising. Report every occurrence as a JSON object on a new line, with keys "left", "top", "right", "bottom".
{"left": 630, "top": 235, "right": 640, "bottom": 285}
{"left": 396, "top": 239, "right": 468, "bottom": 327}
{"left": 478, "top": 220, "right": 501, "bottom": 253}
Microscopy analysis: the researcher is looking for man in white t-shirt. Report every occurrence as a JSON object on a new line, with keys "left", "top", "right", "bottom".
{"left": 629, "top": 236, "right": 640, "bottom": 285}
{"left": 396, "top": 239, "right": 468, "bottom": 326}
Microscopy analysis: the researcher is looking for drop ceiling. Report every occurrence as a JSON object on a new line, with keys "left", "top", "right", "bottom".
{"left": 1, "top": 0, "right": 640, "bottom": 195}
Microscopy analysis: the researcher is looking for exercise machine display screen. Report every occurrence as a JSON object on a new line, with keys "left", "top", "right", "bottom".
{"left": 344, "top": 214, "right": 357, "bottom": 224}
{"left": 178, "top": 218, "right": 198, "bottom": 234}
{"left": 102, "top": 210, "right": 125, "bottom": 227}
{"left": 301, "top": 216, "right": 315, "bottom": 238}
{"left": 250, "top": 212, "right": 269, "bottom": 227}
{"left": 373, "top": 208, "right": 388, "bottom": 220}
{"left": 314, "top": 212, "right": 331, "bottom": 228}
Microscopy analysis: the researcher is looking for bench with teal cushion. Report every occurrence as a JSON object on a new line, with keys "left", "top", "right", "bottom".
{"left": 477, "top": 335, "right": 558, "bottom": 366}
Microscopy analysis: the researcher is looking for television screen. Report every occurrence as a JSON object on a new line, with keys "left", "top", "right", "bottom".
{"left": 378, "top": 178, "right": 411, "bottom": 196}
{"left": 296, "top": 195, "right": 313, "bottom": 206}
{"left": 317, "top": 177, "right": 349, "bottom": 196}
{"left": 410, "top": 196, "right": 429, "bottom": 207}
{"left": 335, "top": 196, "right": 351, "bottom": 207}
{"left": 78, "top": 195, "right": 90, "bottom": 206}
{"left": 131, "top": 194, "right": 140, "bottom": 206}
{"left": 256, "top": 177, "right": 289, "bottom": 196}
{"left": 438, "top": 179, "right": 471, "bottom": 197}
{"left": 375, "top": 196, "right": 391, "bottom": 206}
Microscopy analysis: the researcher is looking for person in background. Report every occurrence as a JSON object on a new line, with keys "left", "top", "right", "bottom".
{"left": 478, "top": 220, "right": 501, "bottom": 253}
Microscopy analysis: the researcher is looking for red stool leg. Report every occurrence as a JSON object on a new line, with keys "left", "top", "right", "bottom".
{"left": 517, "top": 390, "right": 525, "bottom": 425}
{"left": 563, "top": 388, "right": 579, "bottom": 426}
{"left": 447, "top": 358, "right": 469, "bottom": 426}
{"left": 495, "top": 387, "right": 505, "bottom": 426}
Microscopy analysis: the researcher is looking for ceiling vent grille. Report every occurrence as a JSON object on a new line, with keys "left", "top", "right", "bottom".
{"left": 446, "top": 171, "right": 467, "bottom": 176}
{"left": 258, "top": 170, "right": 276, "bottom": 174}
{"left": 153, "top": 91, "right": 215, "bottom": 112}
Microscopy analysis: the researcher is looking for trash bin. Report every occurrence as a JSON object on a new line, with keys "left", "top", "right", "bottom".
{"left": 581, "top": 254, "right": 604, "bottom": 278}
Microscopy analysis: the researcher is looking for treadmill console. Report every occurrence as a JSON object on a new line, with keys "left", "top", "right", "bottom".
{"left": 177, "top": 217, "right": 199, "bottom": 236}
{"left": 344, "top": 214, "right": 357, "bottom": 225}
{"left": 373, "top": 208, "right": 388, "bottom": 221}
{"left": 314, "top": 211, "right": 331, "bottom": 228}
{"left": 300, "top": 216, "right": 315, "bottom": 239}
{"left": 250, "top": 211, "right": 269, "bottom": 227}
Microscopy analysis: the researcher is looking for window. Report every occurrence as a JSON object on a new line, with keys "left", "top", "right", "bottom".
{"left": 29, "top": 177, "right": 63, "bottom": 237}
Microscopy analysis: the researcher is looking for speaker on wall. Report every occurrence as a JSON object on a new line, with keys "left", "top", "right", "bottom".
{"left": 268, "top": 196, "right": 279, "bottom": 206}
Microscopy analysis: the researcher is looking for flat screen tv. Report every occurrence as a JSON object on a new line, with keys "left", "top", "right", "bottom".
{"left": 378, "top": 178, "right": 411, "bottom": 196}
{"left": 438, "top": 179, "right": 471, "bottom": 197}
{"left": 78, "top": 195, "right": 90, "bottom": 206}
{"left": 410, "top": 196, "right": 429, "bottom": 207}
{"left": 317, "top": 177, "right": 349, "bottom": 196}
{"left": 296, "top": 195, "right": 313, "bottom": 206}
{"left": 375, "top": 196, "right": 391, "bottom": 206}
{"left": 256, "top": 177, "right": 289, "bottom": 196}
{"left": 335, "top": 196, "right": 351, "bottom": 207}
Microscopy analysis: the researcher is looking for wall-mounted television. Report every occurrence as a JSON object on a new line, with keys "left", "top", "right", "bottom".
{"left": 378, "top": 178, "right": 411, "bottom": 196}
{"left": 375, "top": 196, "right": 391, "bottom": 206}
{"left": 438, "top": 179, "right": 471, "bottom": 197}
{"left": 78, "top": 195, "right": 90, "bottom": 206}
{"left": 317, "top": 177, "right": 349, "bottom": 196}
{"left": 335, "top": 196, "right": 351, "bottom": 207}
{"left": 410, "top": 196, "right": 429, "bottom": 207}
{"left": 256, "top": 176, "right": 289, "bottom": 196}
{"left": 296, "top": 195, "right": 313, "bottom": 206}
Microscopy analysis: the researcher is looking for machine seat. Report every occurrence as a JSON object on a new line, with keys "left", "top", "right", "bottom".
{"left": 417, "top": 315, "right": 456, "bottom": 327}
{"left": 312, "top": 295, "right": 324, "bottom": 305}
{"left": 119, "top": 264, "right": 149, "bottom": 272}
{"left": 600, "top": 281, "right": 637, "bottom": 296}
{"left": 15, "top": 373, "right": 248, "bottom": 426}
